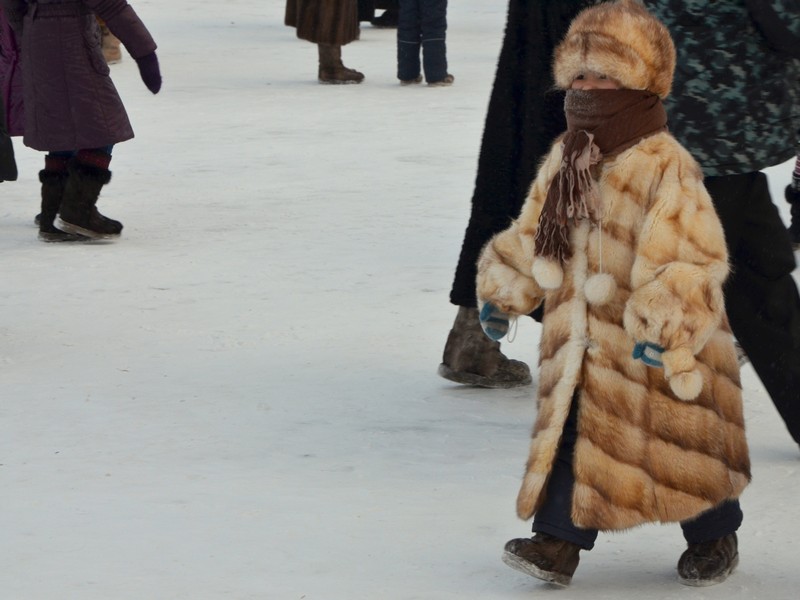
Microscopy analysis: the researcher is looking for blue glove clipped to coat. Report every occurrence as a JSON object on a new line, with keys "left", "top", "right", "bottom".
{"left": 479, "top": 302, "right": 511, "bottom": 341}
{"left": 632, "top": 341, "right": 665, "bottom": 367}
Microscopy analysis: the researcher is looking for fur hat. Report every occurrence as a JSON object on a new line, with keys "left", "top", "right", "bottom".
{"left": 553, "top": 0, "right": 676, "bottom": 98}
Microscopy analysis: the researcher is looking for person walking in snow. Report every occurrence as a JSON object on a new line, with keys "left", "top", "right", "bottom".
{"left": 396, "top": 0, "right": 452, "bottom": 86}
{"left": 477, "top": 0, "right": 750, "bottom": 587}
{"left": 0, "top": 0, "right": 161, "bottom": 241}
{"left": 285, "top": 0, "right": 364, "bottom": 85}
{"left": 646, "top": 0, "right": 800, "bottom": 449}
{"left": 438, "top": 0, "right": 599, "bottom": 388}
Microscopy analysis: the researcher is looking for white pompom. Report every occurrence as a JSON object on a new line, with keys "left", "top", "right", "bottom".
{"left": 532, "top": 257, "right": 564, "bottom": 289}
{"left": 584, "top": 273, "right": 616, "bottom": 305}
{"left": 669, "top": 369, "right": 703, "bottom": 401}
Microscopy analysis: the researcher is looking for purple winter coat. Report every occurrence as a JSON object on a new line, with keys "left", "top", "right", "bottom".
{"left": 0, "top": 7, "right": 23, "bottom": 136}
{"left": 0, "top": 0, "right": 157, "bottom": 152}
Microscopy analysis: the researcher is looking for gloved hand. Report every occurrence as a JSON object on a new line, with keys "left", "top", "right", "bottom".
{"left": 479, "top": 302, "right": 510, "bottom": 341}
{"left": 136, "top": 52, "right": 162, "bottom": 94}
{"left": 632, "top": 341, "right": 664, "bottom": 367}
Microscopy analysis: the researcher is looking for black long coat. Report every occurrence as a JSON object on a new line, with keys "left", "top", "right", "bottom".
{"left": 449, "top": 0, "right": 599, "bottom": 308}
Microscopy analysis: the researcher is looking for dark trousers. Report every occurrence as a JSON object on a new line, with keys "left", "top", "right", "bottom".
{"left": 704, "top": 172, "right": 800, "bottom": 445}
{"left": 532, "top": 399, "right": 743, "bottom": 550}
{"left": 397, "top": 0, "right": 448, "bottom": 82}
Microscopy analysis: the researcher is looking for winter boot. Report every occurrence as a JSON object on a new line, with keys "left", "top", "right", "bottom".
{"left": 57, "top": 154, "right": 122, "bottom": 240}
{"left": 677, "top": 533, "right": 739, "bottom": 587}
{"left": 318, "top": 44, "right": 364, "bottom": 84}
{"left": 371, "top": 8, "right": 398, "bottom": 28}
{"left": 438, "top": 306, "right": 532, "bottom": 388}
{"left": 786, "top": 184, "right": 800, "bottom": 249}
{"left": 502, "top": 534, "right": 582, "bottom": 587}
{"left": 98, "top": 19, "right": 122, "bottom": 64}
{"left": 38, "top": 169, "right": 84, "bottom": 242}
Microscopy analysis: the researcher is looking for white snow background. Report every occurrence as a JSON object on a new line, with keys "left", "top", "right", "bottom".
{"left": 1, "top": 1, "right": 799, "bottom": 598}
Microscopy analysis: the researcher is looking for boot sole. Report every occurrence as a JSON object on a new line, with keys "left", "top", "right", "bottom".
{"left": 437, "top": 363, "right": 532, "bottom": 389}
{"left": 502, "top": 551, "right": 572, "bottom": 587}
{"left": 57, "top": 217, "right": 121, "bottom": 240}
{"left": 678, "top": 553, "right": 739, "bottom": 587}
{"left": 38, "top": 230, "right": 90, "bottom": 243}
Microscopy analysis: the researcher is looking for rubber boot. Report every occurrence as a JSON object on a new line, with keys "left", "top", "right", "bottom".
{"left": 38, "top": 169, "right": 83, "bottom": 242}
{"left": 677, "top": 533, "right": 739, "bottom": 587}
{"left": 57, "top": 159, "right": 122, "bottom": 240}
{"left": 318, "top": 44, "right": 364, "bottom": 84}
{"left": 502, "top": 534, "right": 582, "bottom": 587}
{"left": 438, "top": 306, "right": 532, "bottom": 388}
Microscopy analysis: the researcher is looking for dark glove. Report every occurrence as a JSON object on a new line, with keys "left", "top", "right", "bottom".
{"left": 786, "top": 183, "right": 800, "bottom": 204}
{"left": 136, "top": 52, "right": 162, "bottom": 94}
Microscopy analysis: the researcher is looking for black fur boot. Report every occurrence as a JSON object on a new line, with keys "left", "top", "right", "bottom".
{"left": 38, "top": 169, "right": 84, "bottom": 242}
{"left": 57, "top": 160, "right": 122, "bottom": 239}
{"left": 786, "top": 184, "right": 800, "bottom": 249}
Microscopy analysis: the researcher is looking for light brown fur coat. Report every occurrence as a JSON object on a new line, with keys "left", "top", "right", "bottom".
{"left": 477, "top": 132, "right": 750, "bottom": 531}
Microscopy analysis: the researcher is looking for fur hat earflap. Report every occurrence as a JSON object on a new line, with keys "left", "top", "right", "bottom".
{"left": 553, "top": 0, "right": 676, "bottom": 98}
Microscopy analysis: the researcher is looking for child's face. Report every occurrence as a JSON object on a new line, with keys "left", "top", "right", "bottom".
{"left": 570, "top": 72, "right": 621, "bottom": 90}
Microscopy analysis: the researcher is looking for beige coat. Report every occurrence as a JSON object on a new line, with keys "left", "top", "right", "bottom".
{"left": 476, "top": 132, "right": 750, "bottom": 531}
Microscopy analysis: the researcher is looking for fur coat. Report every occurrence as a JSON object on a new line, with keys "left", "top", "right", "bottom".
{"left": 285, "top": 0, "right": 359, "bottom": 46}
{"left": 476, "top": 131, "right": 751, "bottom": 531}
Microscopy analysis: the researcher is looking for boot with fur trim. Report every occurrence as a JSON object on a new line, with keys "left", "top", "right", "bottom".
{"left": 318, "top": 44, "right": 364, "bottom": 84}
{"left": 502, "top": 533, "right": 582, "bottom": 587}
{"left": 438, "top": 306, "right": 532, "bottom": 388}
{"left": 57, "top": 160, "right": 122, "bottom": 239}
{"left": 677, "top": 533, "right": 739, "bottom": 587}
{"left": 38, "top": 169, "right": 84, "bottom": 242}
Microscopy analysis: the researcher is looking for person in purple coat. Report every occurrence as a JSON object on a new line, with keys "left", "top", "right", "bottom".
{"left": 0, "top": 0, "right": 162, "bottom": 241}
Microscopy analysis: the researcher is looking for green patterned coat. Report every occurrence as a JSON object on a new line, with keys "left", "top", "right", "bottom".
{"left": 647, "top": 0, "right": 800, "bottom": 176}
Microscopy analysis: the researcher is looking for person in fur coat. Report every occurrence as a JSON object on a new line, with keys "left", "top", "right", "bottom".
{"left": 285, "top": 0, "right": 364, "bottom": 84}
{"left": 476, "top": 0, "right": 750, "bottom": 587}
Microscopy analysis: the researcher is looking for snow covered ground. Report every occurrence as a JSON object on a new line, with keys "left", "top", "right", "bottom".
{"left": 1, "top": 1, "right": 798, "bottom": 598}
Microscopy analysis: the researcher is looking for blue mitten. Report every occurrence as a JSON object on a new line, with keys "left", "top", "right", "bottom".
{"left": 632, "top": 341, "right": 665, "bottom": 368}
{"left": 479, "top": 302, "right": 510, "bottom": 341}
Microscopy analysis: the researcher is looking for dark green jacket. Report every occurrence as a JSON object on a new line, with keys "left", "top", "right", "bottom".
{"left": 647, "top": 0, "right": 800, "bottom": 176}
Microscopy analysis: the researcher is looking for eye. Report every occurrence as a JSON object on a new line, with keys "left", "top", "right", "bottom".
{"left": 574, "top": 74, "right": 586, "bottom": 80}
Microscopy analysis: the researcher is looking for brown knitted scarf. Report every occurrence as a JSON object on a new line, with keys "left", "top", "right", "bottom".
{"left": 534, "top": 89, "right": 668, "bottom": 264}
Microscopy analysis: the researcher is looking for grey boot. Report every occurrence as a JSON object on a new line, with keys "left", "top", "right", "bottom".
{"left": 318, "top": 44, "right": 364, "bottom": 84}
{"left": 438, "top": 306, "right": 532, "bottom": 388}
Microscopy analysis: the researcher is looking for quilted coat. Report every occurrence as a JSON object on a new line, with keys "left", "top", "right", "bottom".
{"left": 285, "top": 0, "right": 359, "bottom": 46}
{"left": 476, "top": 0, "right": 750, "bottom": 532}
{"left": 0, "top": 0, "right": 157, "bottom": 151}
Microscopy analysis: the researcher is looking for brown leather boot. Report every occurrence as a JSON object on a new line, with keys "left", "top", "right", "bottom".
{"left": 677, "top": 533, "right": 739, "bottom": 587}
{"left": 502, "top": 533, "right": 582, "bottom": 587}
{"left": 318, "top": 44, "right": 364, "bottom": 84}
{"left": 438, "top": 306, "right": 531, "bottom": 388}
{"left": 99, "top": 20, "right": 122, "bottom": 64}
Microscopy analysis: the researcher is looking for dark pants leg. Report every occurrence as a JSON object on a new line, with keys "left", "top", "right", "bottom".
{"left": 420, "top": 0, "right": 448, "bottom": 82}
{"left": 705, "top": 173, "right": 800, "bottom": 445}
{"left": 397, "top": 0, "right": 421, "bottom": 80}
{"left": 680, "top": 500, "right": 743, "bottom": 544}
{"left": 532, "top": 398, "right": 599, "bottom": 550}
